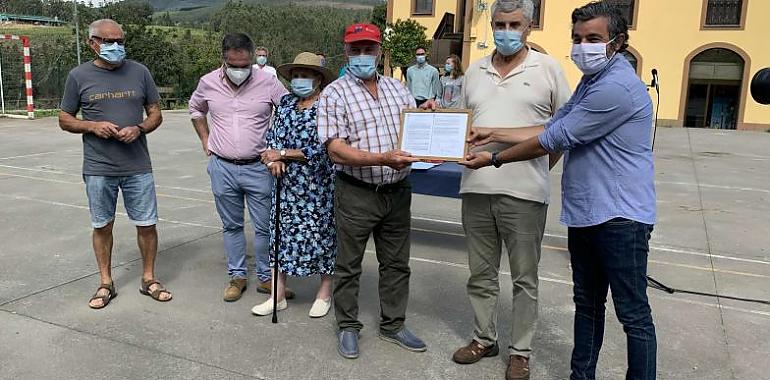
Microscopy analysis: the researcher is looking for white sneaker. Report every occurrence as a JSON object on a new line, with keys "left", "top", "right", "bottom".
{"left": 251, "top": 299, "right": 287, "bottom": 316}
{"left": 308, "top": 297, "right": 331, "bottom": 318}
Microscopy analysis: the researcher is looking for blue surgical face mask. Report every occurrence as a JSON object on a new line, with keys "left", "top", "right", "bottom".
{"left": 291, "top": 78, "right": 316, "bottom": 98}
{"left": 444, "top": 64, "right": 453, "bottom": 74}
{"left": 256, "top": 56, "right": 267, "bottom": 66}
{"left": 348, "top": 54, "right": 377, "bottom": 80}
{"left": 416, "top": 55, "right": 426, "bottom": 64}
{"left": 493, "top": 29, "right": 524, "bottom": 56}
{"left": 99, "top": 42, "right": 126, "bottom": 65}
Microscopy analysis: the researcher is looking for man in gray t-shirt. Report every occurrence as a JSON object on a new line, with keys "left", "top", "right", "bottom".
{"left": 60, "top": 58, "right": 159, "bottom": 176}
{"left": 59, "top": 18, "right": 172, "bottom": 309}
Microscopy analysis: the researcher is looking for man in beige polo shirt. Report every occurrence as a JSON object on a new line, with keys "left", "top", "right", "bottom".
{"left": 424, "top": 1, "right": 569, "bottom": 378}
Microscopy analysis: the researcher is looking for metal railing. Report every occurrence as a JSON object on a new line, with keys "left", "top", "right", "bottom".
{"left": 705, "top": 0, "right": 743, "bottom": 26}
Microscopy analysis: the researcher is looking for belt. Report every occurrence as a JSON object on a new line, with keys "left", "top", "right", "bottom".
{"left": 336, "top": 172, "right": 409, "bottom": 193}
{"left": 213, "top": 154, "right": 260, "bottom": 165}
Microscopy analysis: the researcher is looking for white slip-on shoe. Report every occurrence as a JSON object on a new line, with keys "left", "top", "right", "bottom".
{"left": 308, "top": 297, "right": 332, "bottom": 318}
{"left": 251, "top": 299, "right": 287, "bottom": 316}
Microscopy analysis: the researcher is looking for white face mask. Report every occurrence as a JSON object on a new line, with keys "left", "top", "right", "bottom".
{"left": 571, "top": 38, "right": 616, "bottom": 75}
{"left": 225, "top": 67, "right": 251, "bottom": 86}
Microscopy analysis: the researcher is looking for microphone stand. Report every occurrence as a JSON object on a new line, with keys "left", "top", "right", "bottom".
{"left": 647, "top": 70, "right": 660, "bottom": 149}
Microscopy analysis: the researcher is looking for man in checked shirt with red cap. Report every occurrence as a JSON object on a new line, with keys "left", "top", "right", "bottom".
{"left": 317, "top": 23, "right": 426, "bottom": 359}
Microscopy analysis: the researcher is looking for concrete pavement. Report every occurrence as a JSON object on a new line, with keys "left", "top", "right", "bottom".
{"left": 0, "top": 112, "right": 768, "bottom": 379}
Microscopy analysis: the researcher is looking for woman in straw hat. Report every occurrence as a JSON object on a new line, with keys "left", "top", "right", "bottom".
{"left": 252, "top": 52, "right": 337, "bottom": 318}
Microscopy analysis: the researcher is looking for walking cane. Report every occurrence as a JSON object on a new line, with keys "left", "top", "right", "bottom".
{"left": 272, "top": 174, "right": 282, "bottom": 324}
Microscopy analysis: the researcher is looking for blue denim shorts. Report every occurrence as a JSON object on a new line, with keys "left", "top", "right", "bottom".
{"left": 83, "top": 173, "right": 158, "bottom": 229}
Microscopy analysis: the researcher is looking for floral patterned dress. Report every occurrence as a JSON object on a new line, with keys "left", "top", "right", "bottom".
{"left": 266, "top": 94, "right": 336, "bottom": 276}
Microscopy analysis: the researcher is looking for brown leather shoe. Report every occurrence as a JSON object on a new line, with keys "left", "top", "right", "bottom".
{"left": 506, "top": 355, "right": 530, "bottom": 380}
{"left": 224, "top": 278, "right": 247, "bottom": 302}
{"left": 452, "top": 340, "right": 499, "bottom": 364}
{"left": 257, "top": 280, "right": 295, "bottom": 299}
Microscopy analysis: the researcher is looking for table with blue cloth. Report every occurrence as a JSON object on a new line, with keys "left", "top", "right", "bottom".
{"left": 409, "top": 163, "right": 463, "bottom": 198}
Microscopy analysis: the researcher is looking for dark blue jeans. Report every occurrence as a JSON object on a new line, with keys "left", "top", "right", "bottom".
{"left": 568, "top": 218, "right": 656, "bottom": 380}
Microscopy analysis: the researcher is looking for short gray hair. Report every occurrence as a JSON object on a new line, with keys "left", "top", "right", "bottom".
{"left": 491, "top": 0, "right": 535, "bottom": 22}
{"left": 88, "top": 19, "right": 124, "bottom": 39}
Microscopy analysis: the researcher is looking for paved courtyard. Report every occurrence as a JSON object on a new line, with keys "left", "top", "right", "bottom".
{"left": 0, "top": 111, "right": 769, "bottom": 379}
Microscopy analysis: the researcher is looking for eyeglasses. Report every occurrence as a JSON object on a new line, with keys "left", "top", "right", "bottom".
{"left": 92, "top": 36, "right": 125, "bottom": 45}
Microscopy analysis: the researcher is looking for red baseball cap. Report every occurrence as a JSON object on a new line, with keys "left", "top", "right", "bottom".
{"left": 344, "top": 23, "right": 382, "bottom": 44}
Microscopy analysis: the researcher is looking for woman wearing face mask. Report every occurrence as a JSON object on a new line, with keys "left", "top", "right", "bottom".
{"left": 252, "top": 52, "right": 337, "bottom": 318}
{"left": 439, "top": 54, "right": 465, "bottom": 109}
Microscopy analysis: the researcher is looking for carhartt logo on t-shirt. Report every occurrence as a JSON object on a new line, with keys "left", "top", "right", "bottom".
{"left": 88, "top": 90, "right": 137, "bottom": 101}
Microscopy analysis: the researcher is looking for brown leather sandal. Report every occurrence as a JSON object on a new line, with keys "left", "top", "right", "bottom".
{"left": 139, "top": 279, "right": 172, "bottom": 302}
{"left": 89, "top": 282, "right": 117, "bottom": 309}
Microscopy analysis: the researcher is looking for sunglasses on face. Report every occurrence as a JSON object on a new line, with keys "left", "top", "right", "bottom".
{"left": 92, "top": 36, "right": 125, "bottom": 45}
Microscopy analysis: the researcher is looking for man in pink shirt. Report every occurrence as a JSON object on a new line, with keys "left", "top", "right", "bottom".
{"left": 189, "top": 33, "right": 289, "bottom": 302}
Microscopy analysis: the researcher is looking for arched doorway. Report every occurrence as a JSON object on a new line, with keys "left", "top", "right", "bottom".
{"left": 527, "top": 42, "right": 547, "bottom": 54}
{"left": 683, "top": 47, "right": 745, "bottom": 129}
{"left": 621, "top": 46, "right": 642, "bottom": 76}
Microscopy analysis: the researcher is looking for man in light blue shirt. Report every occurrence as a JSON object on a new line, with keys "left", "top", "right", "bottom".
{"left": 460, "top": 2, "right": 657, "bottom": 379}
{"left": 405, "top": 46, "right": 440, "bottom": 107}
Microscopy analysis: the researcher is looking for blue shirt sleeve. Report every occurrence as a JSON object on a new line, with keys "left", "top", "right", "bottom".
{"left": 540, "top": 81, "right": 634, "bottom": 153}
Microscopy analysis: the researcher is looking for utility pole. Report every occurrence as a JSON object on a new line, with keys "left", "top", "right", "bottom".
{"left": 74, "top": 0, "right": 82, "bottom": 65}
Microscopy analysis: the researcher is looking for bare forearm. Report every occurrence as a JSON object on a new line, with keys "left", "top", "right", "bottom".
{"left": 491, "top": 126, "right": 545, "bottom": 145}
{"left": 284, "top": 149, "right": 306, "bottom": 162}
{"left": 327, "top": 140, "right": 383, "bottom": 167}
{"left": 140, "top": 103, "right": 162, "bottom": 133}
{"left": 497, "top": 136, "right": 549, "bottom": 164}
{"left": 191, "top": 117, "right": 209, "bottom": 142}
{"left": 58, "top": 111, "right": 93, "bottom": 134}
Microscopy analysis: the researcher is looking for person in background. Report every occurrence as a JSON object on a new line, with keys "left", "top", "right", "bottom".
{"left": 316, "top": 52, "right": 328, "bottom": 68}
{"left": 439, "top": 54, "right": 465, "bottom": 109}
{"left": 250, "top": 52, "right": 337, "bottom": 319}
{"left": 254, "top": 46, "right": 277, "bottom": 77}
{"left": 405, "top": 46, "right": 440, "bottom": 107}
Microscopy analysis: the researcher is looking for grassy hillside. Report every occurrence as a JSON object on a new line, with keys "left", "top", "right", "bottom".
{"left": 150, "top": 0, "right": 383, "bottom": 11}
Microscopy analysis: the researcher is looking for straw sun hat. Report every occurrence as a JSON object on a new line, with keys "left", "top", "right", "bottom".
{"left": 277, "top": 52, "right": 335, "bottom": 87}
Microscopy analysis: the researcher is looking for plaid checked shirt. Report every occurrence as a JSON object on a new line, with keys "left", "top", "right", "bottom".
{"left": 318, "top": 74, "right": 416, "bottom": 185}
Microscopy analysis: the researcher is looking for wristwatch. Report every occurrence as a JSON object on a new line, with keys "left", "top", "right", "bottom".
{"left": 136, "top": 124, "right": 147, "bottom": 134}
{"left": 279, "top": 149, "right": 287, "bottom": 158}
{"left": 491, "top": 152, "right": 503, "bottom": 168}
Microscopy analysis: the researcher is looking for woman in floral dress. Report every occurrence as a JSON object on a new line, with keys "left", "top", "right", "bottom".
{"left": 251, "top": 52, "right": 336, "bottom": 318}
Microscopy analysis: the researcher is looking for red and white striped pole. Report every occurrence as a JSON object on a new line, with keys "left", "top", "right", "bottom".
{"left": 1, "top": 34, "right": 35, "bottom": 119}
{"left": 22, "top": 36, "right": 34, "bottom": 119}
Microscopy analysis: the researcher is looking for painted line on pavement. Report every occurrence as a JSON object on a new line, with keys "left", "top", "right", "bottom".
{"left": 0, "top": 171, "right": 214, "bottom": 204}
{"left": 0, "top": 193, "right": 220, "bottom": 230}
{"left": 405, "top": 255, "right": 770, "bottom": 318}
{"left": 412, "top": 216, "right": 770, "bottom": 266}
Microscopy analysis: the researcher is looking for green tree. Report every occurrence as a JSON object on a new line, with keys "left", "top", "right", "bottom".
{"left": 42, "top": 0, "right": 74, "bottom": 21}
{"left": 370, "top": 2, "right": 386, "bottom": 32}
{"left": 381, "top": 18, "right": 430, "bottom": 76}
{"left": 101, "top": 0, "right": 153, "bottom": 26}
{"left": 209, "top": 2, "right": 370, "bottom": 76}
{"left": 1, "top": 0, "right": 43, "bottom": 14}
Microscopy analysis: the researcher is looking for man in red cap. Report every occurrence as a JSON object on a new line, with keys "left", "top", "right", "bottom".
{"left": 318, "top": 23, "right": 426, "bottom": 359}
